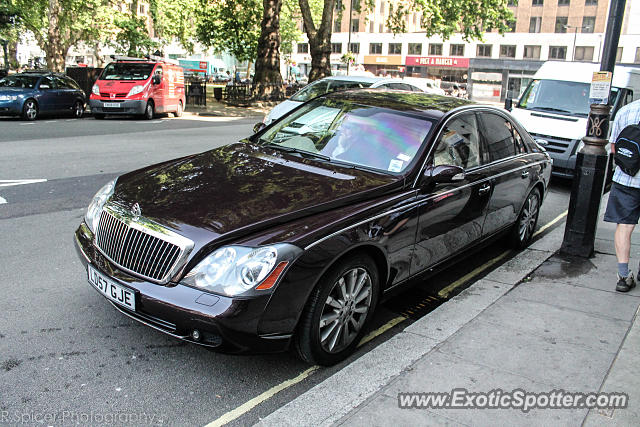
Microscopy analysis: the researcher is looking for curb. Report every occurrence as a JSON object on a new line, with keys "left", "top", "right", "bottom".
{"left": 257, "top": 225, "right": 565, "bottom": 427}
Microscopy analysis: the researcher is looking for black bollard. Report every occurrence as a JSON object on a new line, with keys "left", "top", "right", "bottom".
{"left": 560, "top": 104, "right": 611, "bottom": 257}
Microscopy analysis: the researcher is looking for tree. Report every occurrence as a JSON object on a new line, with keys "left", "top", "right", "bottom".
{"left": 298, "top": 0, "right": 335, "bottom": 82}
{"left": 112, "top": 0, "right": 157, "bottom": 57}
{"left": 10, "top": 0, "right": 116, "bottom": 71}
{"left": 0, "top": 4, "right": 21, "bottom": 69}
{"left": 253, "top": 0, "right": 285, "bottom": 99}
{"left": 149, "top": 0, "right": 198, "bottom": 53}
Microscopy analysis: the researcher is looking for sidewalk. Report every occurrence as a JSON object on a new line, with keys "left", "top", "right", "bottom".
{"left": 259, "top": 192, "right": 640, "bottom": 426}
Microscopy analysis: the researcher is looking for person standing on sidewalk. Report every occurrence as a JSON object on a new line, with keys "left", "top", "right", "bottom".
{"left": 604, "top": 98, "right": 640, "bottom": 292}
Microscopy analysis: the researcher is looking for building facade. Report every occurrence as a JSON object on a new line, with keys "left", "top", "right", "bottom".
{"left": 289, "top": 0, "right": 640, "bottom": 101}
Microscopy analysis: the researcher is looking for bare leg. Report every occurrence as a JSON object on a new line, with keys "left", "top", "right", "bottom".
{"left": 614, "top": 224, "right": 636, "bottom": 264}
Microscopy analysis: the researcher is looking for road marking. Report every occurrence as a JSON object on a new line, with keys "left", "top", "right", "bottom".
{"left": 44, "top": 120, "right": 57, "bottom": 123}
{"left": 0, "top": 179, "right": 48, "bottom": 187}
{"left": 19, "top": 122, "right": 36, "bottom": 126}
{"left": 202, "top": 212, "right": 568, "bottom": 425}
{"left": 204, "top": 366, "right": 319, "bottom": 427}
{"left": 532, "top": 210, "right": 568, "bottom": 238}
{"left": 0, "top": 196, "right": 6, "bottom": 204}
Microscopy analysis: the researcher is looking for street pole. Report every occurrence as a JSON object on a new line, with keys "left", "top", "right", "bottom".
{"left": 347, "top": 0, "right": 353, "bottom": 75}
{"left": 572, "top": 27, "right": 577, "bottom": 61}
{"left": 560, "top": 0, "right": 626, "bottom": 257}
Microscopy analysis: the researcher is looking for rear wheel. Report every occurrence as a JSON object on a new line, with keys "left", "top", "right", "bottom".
{"left": 22, "top": 99, "right": 38, "bottom": 120}
{"left": 509, "top": 188, "right": 541, "bottom": 249}
{"left": 144, "top": 101, "right": 154, "bottom": 120}
{"left": 73, "top": 101, "right": 84, "bottom": 118}
{"left": 174, "top": 100, "right": 183, "bottom": 117}
{"left": 294, "top": 254, "right": 379, "bottom": 366}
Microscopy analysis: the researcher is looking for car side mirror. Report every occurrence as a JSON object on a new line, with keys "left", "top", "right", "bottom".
{"left": 253, "top": 122, "right": 266, "bottom": 133}
{"left": 425, "top": 164, "right": 465, "bottom": 184}
{"left": 152, "top": 75, "right": 161, "bottom": 85}
{"left": 504, "top": 98, "right": 513, "bottom": 111}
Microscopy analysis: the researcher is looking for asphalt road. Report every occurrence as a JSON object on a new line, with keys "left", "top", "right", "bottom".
{"left": 0, "top": 115, "right": 573, "bottom": 426}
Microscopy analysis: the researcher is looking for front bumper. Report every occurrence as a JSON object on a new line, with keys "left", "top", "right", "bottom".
{"left": 89, "top": 99, "right": 146, "bottom": 115}
{"left": 0, "top": 99, "right": 23, "bottom": 115}
{"left": 74, "top": 222, "right": 292, "bottom": 353}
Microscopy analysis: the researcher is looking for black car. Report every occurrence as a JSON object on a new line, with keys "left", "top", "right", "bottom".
{"left": 75, "top": 91, "right": 551, "bottom": 365}
{"left": 0, "top": 71, "right": 86, "bottom": 120}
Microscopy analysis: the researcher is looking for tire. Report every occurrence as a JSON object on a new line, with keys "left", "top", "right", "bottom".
{"left": 94, "top": 114, "right": 105, "bottom": 120}
{"left": 22, "top": 99, "right": 38, "bottom": 121}
{"left": 73, "top": 100, "right": 84, "bottom": 118}
{"left": 509, "top": 188, "right": 541, "bottom": 249}
{"left": 294, "top": 253, "right": 379, "bottom": 366}
{"left": 174, "top": 100, "right": 183, "bottom": 118}
{"left": 144, "top": 101, "right": 154, "bottom": 120}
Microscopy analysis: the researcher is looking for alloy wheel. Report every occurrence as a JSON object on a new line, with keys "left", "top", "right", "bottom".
{"left": 74, "top": 101, "right": 84, "bottom": 118}
{"left": 24, "top": 100, "right": 37, "bottom": 120}
{"left": 319, "top": 267, "right": 372, "bottom": 354}
{"left": 518, "top": 192, "right": 539, "bottom": 243}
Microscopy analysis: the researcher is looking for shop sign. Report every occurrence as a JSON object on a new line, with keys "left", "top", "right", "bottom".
{"left": 405, "top": 56, "right": 469, "bottom": 68}
{"left": 363, "top": 55, "right": 403, "bottom": 65}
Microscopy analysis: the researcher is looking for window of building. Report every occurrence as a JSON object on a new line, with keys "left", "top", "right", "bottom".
{"left": 408, "top": 43, "right": 422, "bottom": 55}
{"left": 555, "top": 17, "right": 568, "bottom": 33}
{"left": 529, "top": 17, "right": 542, "bottom": 33}
{"left": 450, "top": 44, "right": 465, "bottom": 56}
{"left": 139, "top": 4, "right": 145, "bottom": 14}
{"left": 523, "top": 45, "right": 541, "bottom": 59}
{"left": 334, "top": 18, "right": 341, "bottom": 33}
{"left": 507, "top": 19, "right": 516, "bottom": 32}
{"left": 582, "top": 16, "right": 595, "bottom": 33}
{"left": 558, "top": 0, "right": 569, "bottom": 6}
{"left": 508, "top": 0, "right": 516, "bottom": 5}
{"left": 574, "top": 46, "right": 594, "bottom": 61}
{"left": 549, "top": 46, "right": 567, "bottom": 60}
{"left": 349, "top": 42, "right": 360, "bottom": 54}
{"left": 500, "top": 45, "right": 516, "bottom": 58}
{"left": 353, "top": 0, "right": 361, "bottom": 8}
{"left": 635, "top": 47, "right": 640, "bottom": 64}
{"left": 351, "top": 19, "right": 360, "bottom": 32}
{"left": 379, "top": 23, "right": 384, "bottom": 33}
{"left": 617, "top": 47, "right": 623, "bottom": 63}
{"left": 369, "top": 43, "right": 382, "bottom": 54}
{"left": 331, "top": 43, "right": 342, "bottom": 54}
{"left": 297, "top": 43, "right": 308, "bottom": 54}
{"left": 429, "top": 43, "right": 442, "bottom": 55}
{"left": 369, "top": 21, "right": 374, "bottom": 32}
{"left": 389, "top": 43, "right": 402, "bottom": 55}
{"left": 585, "top": 0, "right": 597, "bottom": 4}
{"left": 532, "top": 0, "right": 543, "bottom": 5}
{"left": 477, "top": 44, "right": 492, "bottom": 57}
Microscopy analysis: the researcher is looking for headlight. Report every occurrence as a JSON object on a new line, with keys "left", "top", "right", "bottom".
{"left": 84, "top": 179, "right": 117, "bottom": 233}
{"left": 92, "top": 84, "right": 100, "bottom": 96}
{"left": 0, "top": 94, "right": 18, "bottom": 101}
{"left": 128, "top": 85, "right": 144, "bottom": 96}
{"left": 181, "top": 244, "right": 299, "bottom": 296}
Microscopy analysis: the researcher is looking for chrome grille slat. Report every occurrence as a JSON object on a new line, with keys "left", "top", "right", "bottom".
{"left": 95, "top": 209, "right": 190, "bottom": 283}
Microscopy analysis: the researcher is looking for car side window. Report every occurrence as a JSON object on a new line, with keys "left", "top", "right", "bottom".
{"left": 66, "top": 77, "right": 82, "bottom": 91}
{"left": 39, "top": 76, "right": 55, "bottom": 89}
{"left": 54, "top": 76, "right": 70, "bottom": 89}
{"left": 478, "top": 113, "right": 517, "bottom": 162}
{"left": 433, "top": 114, "right": 481, "bottom": 169}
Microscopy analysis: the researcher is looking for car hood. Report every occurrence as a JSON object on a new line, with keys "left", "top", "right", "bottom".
{"left": 110, "top": 142, "right": 399, "bottom": 244}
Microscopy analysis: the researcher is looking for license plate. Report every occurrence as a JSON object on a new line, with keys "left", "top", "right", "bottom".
{"left": 87, "top": 265, "right": 136, "bottom": 310}
{"left": 103, "top": 102, "right": 120, "bottom": 108}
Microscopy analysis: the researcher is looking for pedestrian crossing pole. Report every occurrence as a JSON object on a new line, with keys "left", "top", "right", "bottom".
{"left": 560, "top": 0, "right": 626, "bottom": 257}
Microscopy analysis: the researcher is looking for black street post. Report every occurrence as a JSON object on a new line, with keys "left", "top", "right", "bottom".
{"left": 560, "top": 0, "right": 627, "bottom": 257}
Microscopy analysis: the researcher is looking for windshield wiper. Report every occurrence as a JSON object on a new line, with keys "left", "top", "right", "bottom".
{"left": 265, "top": 143, "right": 331, "bottom": 161}
{"left": 530, "top": 106, "right": 573, "bottom": 114}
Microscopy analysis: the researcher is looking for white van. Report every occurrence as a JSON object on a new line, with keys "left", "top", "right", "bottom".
{"left": 508, "top": 61, "right": 640, "bottom": 178}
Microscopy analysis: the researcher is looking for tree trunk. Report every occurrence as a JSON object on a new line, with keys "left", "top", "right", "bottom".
{"left": 46, "top": 0, "right": 66, "bottom": 71}
{"left": 9, "top": 40, "right": 18, "bottom": 69}
{"left": 252, "top": 0, "right": 284, "bottom": 100}
{"left": 299, "top": 0, "right": 335, "bottom": 83}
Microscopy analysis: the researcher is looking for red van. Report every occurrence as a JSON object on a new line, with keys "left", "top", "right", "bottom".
{"left": 90, "top": 56, "right": 186, "bottom": 119}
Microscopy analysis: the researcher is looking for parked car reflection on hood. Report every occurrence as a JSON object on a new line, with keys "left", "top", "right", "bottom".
{"left": 75, "top": 90, "right": 551, "bottom": 366}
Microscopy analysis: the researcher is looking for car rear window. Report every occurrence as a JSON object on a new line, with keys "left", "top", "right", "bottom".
{"left": 290, "top": 80, "right": 374, "bottom": 102}
{"left": 100, "top": 63, "right": 156, "bottom": 80}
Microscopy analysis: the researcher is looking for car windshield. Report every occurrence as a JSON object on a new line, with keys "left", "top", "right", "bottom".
{"left": 290, "top": 79, "right": 374, "bottom": 102}
{"left": 0, "top": 75, "right": 39, "bottom": 89}
{"left": 100, "top": 63, "right": 155, "bottom": 80}
{"left": 258, "top": 98, "right": 434, "bottom": 173}
{"left": 517, "top": 79, "right": 592, "bottom": 117}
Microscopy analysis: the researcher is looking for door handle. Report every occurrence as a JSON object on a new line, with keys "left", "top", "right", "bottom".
{"left": 478, "top": 184, "right": 491, "bottom": 195}
{"left": 521, "top": 170, "right": 530, "bottom": 178}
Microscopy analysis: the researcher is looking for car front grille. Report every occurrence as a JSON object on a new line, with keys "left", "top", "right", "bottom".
{"left": 530, "top": 133, "right": 576, "bottom": 155}
{"left": 100, "top": 93, "right": 128, "bottom": 98}
{"left": 95, "top": 209, "right": 190, "bottom": 284}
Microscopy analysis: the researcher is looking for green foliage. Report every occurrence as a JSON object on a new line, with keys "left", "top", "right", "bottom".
{"left": 196, "top": 0, "right": 263, "bottom": 63}
{"left": 149, "top": 0, "right": 198, "bottom": 53}
{"left": 113, "top": 14, "right": 158, "bottom": 57}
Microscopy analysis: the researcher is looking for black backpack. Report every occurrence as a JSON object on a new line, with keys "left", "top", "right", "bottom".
{"left": 615, "top": 123, "right": 640, "bottom": 176}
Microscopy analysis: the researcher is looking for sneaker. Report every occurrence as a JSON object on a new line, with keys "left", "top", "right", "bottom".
{"left": 616, "top": 272, "right": 636, "bottom": 292}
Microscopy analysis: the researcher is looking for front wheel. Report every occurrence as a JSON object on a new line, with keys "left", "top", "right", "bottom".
{"left": 294, "top": 254, "right": 379, "bottom": 366}
{"left": 144, "top": 101, "right": 154, "bottom": 120}
{"left": 509, "top": 188, "right": 541, "bottom": 249}
{"left": 22, "top": 99, "right": 38, "bottom": 120}
{"left": 73, "top": 101, "right": 84, "bottom": 118}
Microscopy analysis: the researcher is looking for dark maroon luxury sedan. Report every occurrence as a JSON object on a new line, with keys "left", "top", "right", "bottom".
{"left": 75, "top": 90, "right": 551, "bottom": 365}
